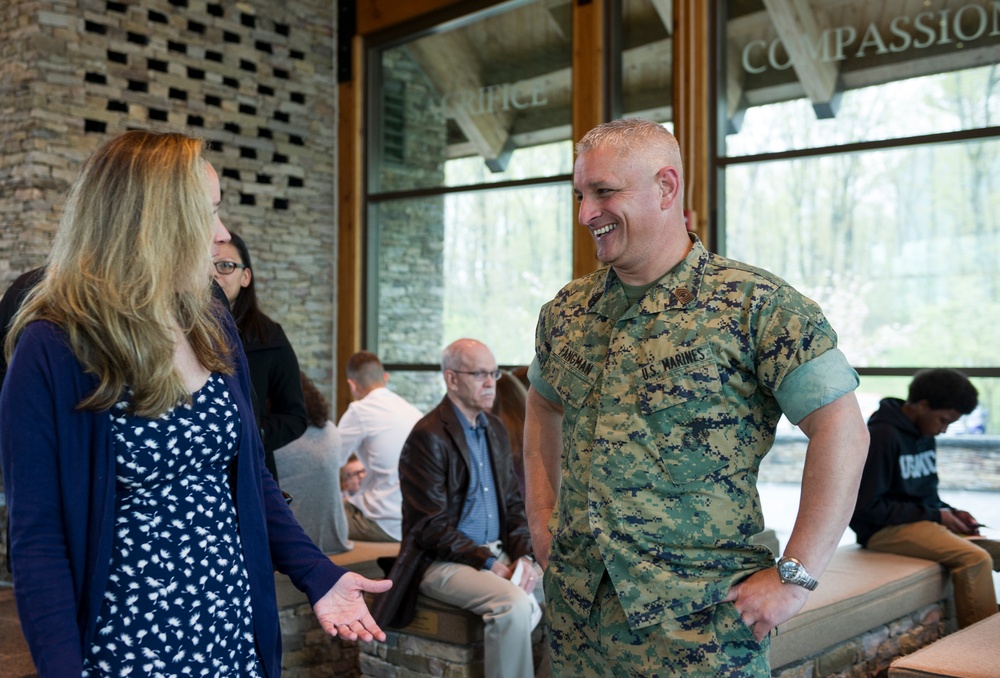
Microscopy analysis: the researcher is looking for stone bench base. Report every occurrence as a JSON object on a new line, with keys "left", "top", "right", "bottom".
{"left": 275, "top": 540, "right": 401, "bottom": 677}
{"left": 889, "top": 613, "right": 1000, "bottom": 677}
{"left": 360, "top": 621, "right": 548, "bottom": 678}
{"left": 772, "top": 600, "right": 950, "bottom": 678}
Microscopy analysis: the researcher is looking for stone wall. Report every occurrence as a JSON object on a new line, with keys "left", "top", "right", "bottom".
{"left": 370, "top": 47, "right": 447, "bottom": 410}
{"left": 772, "top": 601, "right": 952, "bottom": 678}
{"left": 0, "top": 1, "right": 68, "bottom": 278}
{"left": 0, "top": 0, "right": 338, "bottom": 389}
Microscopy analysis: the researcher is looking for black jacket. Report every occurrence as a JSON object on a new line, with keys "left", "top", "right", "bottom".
{"left": 850, "top": 397, "right": 950, "bottom": 546}
{"left": 0, "top": 268, "right": 46, "bottom": 383}
{"left": 241, "top": 317, "right": 307, "bottom": 481}
{"left": 376, "top": 397, "right": 532, "bottom": 626}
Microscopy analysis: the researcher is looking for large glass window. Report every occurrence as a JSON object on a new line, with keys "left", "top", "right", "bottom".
{"left": 725, "top": 1, "right": 1000, "bottom": 154}
{"left": 367, "top": 0, "right": 575, "bottom": 410}
{"left": 718, "top": 0, "right": 1000, "bottom": 430}
{"left": 358, "top": 1, "right": 684, "bottom": 411}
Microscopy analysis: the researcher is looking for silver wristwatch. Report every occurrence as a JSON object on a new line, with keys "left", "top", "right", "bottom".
{"left": 776, "top": 556, "right": 819, "bottom": 591}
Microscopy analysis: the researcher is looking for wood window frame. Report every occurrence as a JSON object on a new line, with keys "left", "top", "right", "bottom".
{"left": 336, "top": 0, "right": 711, "bottom": 414}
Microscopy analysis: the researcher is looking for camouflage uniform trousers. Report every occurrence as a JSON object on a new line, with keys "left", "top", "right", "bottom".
{"left": 546, "top": 571, "right": 770, "bottom": 678}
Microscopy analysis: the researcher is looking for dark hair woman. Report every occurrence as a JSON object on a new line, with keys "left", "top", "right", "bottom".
{"left": 213, "top": 231, "right": 308, "bottom": 481}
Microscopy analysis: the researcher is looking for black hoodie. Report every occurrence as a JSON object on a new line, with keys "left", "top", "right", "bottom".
{"left": 849, "top": 397, "right": 951, "bottom": 546}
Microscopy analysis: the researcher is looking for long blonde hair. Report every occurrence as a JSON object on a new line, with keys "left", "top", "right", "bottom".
{"left": 6, "top": 130, "right": 232, "bottom": 417}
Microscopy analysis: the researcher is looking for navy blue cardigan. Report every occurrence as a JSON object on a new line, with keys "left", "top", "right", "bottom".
{"left": 0, "top": 316, "right": 345, "bottom": 677}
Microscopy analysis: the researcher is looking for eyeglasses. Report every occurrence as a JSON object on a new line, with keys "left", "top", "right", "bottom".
{"left": 450, "top": 369, "right": 502, "bottom": 381}
{"left": 214, "top": 261, "right": 248, "bottom": 275}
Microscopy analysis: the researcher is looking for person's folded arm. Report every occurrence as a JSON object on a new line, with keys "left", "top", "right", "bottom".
{"left": 258, "top": 337, "right": 307, "bottom": 452}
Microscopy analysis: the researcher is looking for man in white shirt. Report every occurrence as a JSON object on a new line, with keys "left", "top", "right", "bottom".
{"left": 338, "top": 351, "right": 423, "bottom": 541}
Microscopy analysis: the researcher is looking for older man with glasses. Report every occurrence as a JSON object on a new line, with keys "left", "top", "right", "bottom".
{"left": 391, "top": 338, "right": 545, "bottom": 678}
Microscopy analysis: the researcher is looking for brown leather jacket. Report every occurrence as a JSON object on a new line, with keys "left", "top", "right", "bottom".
{"left": 401, "top": 395, "right": 533, "bottom": 566}
{"left": 373, "top": 396, "right": 533, "bottom": 627}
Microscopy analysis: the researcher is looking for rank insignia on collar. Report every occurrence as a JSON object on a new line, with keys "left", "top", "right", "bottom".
{"left": 674, "top": 288, "right": 694, "bottom": 304}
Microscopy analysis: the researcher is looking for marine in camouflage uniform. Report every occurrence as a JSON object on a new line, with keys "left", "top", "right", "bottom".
{"left": 527, "top": 233, "right": 860, "bottom": 676}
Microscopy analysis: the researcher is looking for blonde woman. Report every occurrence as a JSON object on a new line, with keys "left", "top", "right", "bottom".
{"left": 0, "top": 131, "right": 389, "bottom": 676}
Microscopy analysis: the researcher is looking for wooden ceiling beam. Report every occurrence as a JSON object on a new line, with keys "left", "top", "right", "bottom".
{"left": 761, "top": 0, "right": 841, "bottom": 117}
{"left": 726, "top": 39, "right": 748, "bottom": 133}
{"left": 650, "top": 0, "right": 673, "bottom": 35}
{"left": 407, "top": 32, "right": 513, "bottom": 167}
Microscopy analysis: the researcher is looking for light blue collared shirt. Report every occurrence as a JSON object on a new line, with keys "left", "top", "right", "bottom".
{"left": 451, "top": 404, "right": 501, "bottom": 559}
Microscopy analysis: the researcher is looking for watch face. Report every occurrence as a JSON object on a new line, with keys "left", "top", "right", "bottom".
{"left": 778, "top": 560, "right": 799, "bottom": 580}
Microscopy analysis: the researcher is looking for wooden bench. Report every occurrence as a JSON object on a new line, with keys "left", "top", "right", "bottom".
{"left": 328, "top": 539, "right": 401, "bottom": 580}
{"left": 771, "top": 545, "right": 953, "bottom": 676}
{"left": 275, "top": 540, "right": 546, "bottom": 676}
{"left": 889, "top": 614, "right": 1000, "bottom": 677}
{"left": 3, "top": 535, "right": 959, "bottom": 676}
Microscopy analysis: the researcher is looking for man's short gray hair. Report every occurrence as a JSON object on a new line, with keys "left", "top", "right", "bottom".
{"left": 441, "top": 338, "right": 485, "bottom": 372}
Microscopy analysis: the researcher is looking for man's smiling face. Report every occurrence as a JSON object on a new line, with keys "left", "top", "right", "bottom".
{"left": 573, "top": 145, "right": 671, "bottom": 281}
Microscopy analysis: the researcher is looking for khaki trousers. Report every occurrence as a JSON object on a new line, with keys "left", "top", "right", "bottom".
{"left": 866, "top": 521, "right": 1000, "bottom": 628}
{"left": 419, "top": 546, "right": 544, "bottom": 678}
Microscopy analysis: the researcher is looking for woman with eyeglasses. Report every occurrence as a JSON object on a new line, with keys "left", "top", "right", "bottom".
{"left": 0, "top": 131, "right": 390, "bottom": 676}
{"left": 213, "top": 232, "right": 308, "bottom": 482}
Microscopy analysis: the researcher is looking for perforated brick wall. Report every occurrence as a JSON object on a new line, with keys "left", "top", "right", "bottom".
{"left": 0, "top": 0, "right": 338, "bottom": 392}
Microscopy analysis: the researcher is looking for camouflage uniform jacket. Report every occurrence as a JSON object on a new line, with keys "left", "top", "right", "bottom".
{"left": 533, "top": 235, "right": 840, "bottom": 631}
